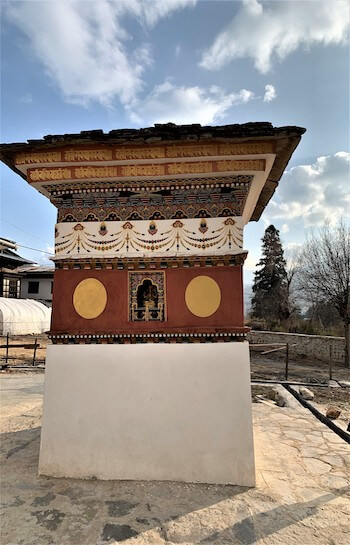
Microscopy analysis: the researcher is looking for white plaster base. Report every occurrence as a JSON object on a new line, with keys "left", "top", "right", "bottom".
{"left": 39, "top": 342, "right": 255, "bottom": 486}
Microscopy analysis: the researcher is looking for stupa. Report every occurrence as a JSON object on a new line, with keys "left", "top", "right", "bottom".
{"left": 0, "top": 122, "right": 305, "bottom": 485}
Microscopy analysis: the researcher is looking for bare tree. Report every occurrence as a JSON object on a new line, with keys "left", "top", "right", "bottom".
{"left": 298, "top": 220, "right": 350, "bottom": 367}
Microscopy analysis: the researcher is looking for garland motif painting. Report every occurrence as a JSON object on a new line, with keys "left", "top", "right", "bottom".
{"left": 54, "top": 217, "right": 244, "bottom": 260}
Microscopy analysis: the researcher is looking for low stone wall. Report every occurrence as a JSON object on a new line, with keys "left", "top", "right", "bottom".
{"left": 247, "top": 330, "right": 345, "bottom": 363}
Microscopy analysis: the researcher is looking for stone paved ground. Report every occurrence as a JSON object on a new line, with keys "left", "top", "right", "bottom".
{"left": 0, "top": 375, "right": 349, "bottom": 545}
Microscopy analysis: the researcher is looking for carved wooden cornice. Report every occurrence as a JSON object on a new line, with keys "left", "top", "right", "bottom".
{"left": 53, "top": 252, "right": 248, "bottom": 270}
{"left": 0, "top": 122, "right": 306, "bottom": 222}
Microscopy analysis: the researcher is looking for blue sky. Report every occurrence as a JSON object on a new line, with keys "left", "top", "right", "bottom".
{"left": 1, "top": 0, "right": 349, "bottom": 285}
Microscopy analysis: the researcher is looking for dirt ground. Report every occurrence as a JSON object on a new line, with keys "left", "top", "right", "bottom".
{"left": 250, "top": 348, "right": 350, "bottom": 426}
{"left": 0, "top": 334, "right": 49, "bottom": 367}
{"left": 311, "top": 387, "right": 350, "bottom": 415}
{"left": 250, "top": 349, "right": 350, "bottom": 384}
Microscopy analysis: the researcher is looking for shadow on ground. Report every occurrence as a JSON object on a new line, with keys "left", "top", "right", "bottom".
{"left": 1, "top": 426, "right": 245, "bottom": 544}
{"left": 198, "top": 487, "right": 350, "bottom": 544}
{"left": 2, "top": 425, "right": 349, "bottom": 545}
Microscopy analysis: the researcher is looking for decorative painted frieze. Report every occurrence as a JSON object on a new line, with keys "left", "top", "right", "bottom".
{"left": 29, "top": 167, "right": 72, "bottom": 181}
{"left": 15, "top": 151, "right": 62, "bottom": 164}
{"left": 15, "top": 141, "right": 275, "bottom": 165}
{"left": 54, "top": 183, "right": 251, "bottom": 222}
{"left": 49, "top": 331, "right": 247, "bottom": 344}
{"left": 115, "top": 147, "right": 165, "bottom": 160}
{"left": 44, "top": 175, "right": 253, "bottom": 196}
{"left": 64, "top": 149, "right": 113, "bottom": 161}
{"left": 28, "top": 159, "right": 265, "bottom": 183}
{"left": 54, "top": 217, "right": 244, "bottom": 260}
{"left": 54, "top": 252, "right": 248, "bottom": 270}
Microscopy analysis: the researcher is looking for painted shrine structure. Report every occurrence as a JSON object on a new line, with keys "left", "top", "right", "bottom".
{"left": 0, "top": 123, "right": 305, "bottom": 485}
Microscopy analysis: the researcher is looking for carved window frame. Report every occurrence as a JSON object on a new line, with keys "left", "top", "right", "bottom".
{"left": 128, "top": 271, "right": 166, "bottom": 322}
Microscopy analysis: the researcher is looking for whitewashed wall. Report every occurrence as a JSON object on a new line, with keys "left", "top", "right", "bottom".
{"left": 39, "top": 342, "right": 255, "bottom": 485}
{"left": 21, "top": 277, "right": 53, "bottom": 302}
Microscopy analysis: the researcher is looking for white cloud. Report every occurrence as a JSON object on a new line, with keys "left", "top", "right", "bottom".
{"left": 40, "top": 245, "right": 55, "bottom": 264}
{"left": 263, "top": 84, "right": 276, "bottom": 103}
{"left": 265, "top": 152, "right": 350, "bottom": 227}
{"left": 244, "top": 251, "right": 260, "bottom": 272}
{"left": 5, "top": 0, "right": 196, "bottom": 107}
{"left": 200, "top": 0, "right": 349, "bottom": 73}
{"left": 128, "top": 81, "right": 255, "bottom": 125}
{"left": 20, "top": 94, "right": 33, "bottom": 104}
{"left": 136, "top": 0, "right": 197, "bottom": 26}
{"left": 285, "top": 242, "right": 303, "bottom": 250}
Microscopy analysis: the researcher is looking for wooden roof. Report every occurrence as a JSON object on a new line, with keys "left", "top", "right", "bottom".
{"left": 0, "top": 122, "right": 305, "bottom": 221}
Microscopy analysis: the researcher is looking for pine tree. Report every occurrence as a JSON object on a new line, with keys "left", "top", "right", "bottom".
{"left": 251, "top": 225, "right": 290, "bottom": 326}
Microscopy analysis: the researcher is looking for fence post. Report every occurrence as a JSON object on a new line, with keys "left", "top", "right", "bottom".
{"left": 285, "top": 342, "right": 289, "bottom": 381}
{"left": 329, "top": 344, "right": 333, "bottom": 381}
{"left": 5, "top": 333, "right": 9, "bottom": 365}
{"left": 32, "top": 338, "right": 38, "bottom": 366}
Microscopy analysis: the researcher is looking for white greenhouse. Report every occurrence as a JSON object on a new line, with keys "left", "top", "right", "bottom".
{"left": 0, "top": 298, "right": 51, "bottom": 335}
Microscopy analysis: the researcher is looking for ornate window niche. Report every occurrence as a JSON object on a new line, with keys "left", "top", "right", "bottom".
{"left": 129, "top": 271, "right": 166, "bottom": 322}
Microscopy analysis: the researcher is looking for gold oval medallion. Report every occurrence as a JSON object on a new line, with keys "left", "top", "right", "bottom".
{"left": 73, "top": 278, "right": 107, "bottom": 319}
{"left": 185, "top": 276, "right": 221, "bottom": 318}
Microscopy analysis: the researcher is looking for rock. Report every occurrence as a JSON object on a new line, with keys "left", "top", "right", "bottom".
{"left": 266, "top": 388, "right": 277, "bottom": 401}
{"left": 328, "top": 380, "right": 340, "bottom": 388}
{"left": 338, "top": 380, "right": 350, "bottom": 388}
{"left": 326, "top": 406, "right": 341, "bottom": 419}
{"left": 275, "top": 394, "right": 285, "bottom": 407}
{"left": 275, "top": 391, "right": 290, "bottom": 407}
{"left": 299, "top": 387, "right": 314, "bottom": 400}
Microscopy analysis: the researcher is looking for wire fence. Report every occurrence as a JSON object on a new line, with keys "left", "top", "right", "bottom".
{"left": 0, "top": 333, "right": 45, "bottom": 369}
{"left": 249, "top": 341, "right": 338, "bottom": 384}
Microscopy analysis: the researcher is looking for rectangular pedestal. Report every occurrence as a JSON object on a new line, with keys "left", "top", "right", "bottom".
{"left": 39, "top": 342, "right": 255, "bottom": 486}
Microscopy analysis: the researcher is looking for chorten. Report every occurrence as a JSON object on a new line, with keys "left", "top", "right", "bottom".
{"left": 0, "top": 122, "right": 305, "bottom": 485}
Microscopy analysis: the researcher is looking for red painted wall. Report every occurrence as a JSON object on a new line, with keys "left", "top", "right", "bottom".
{"left": 51, "top": 266, "right": 244, "bottom": 334}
